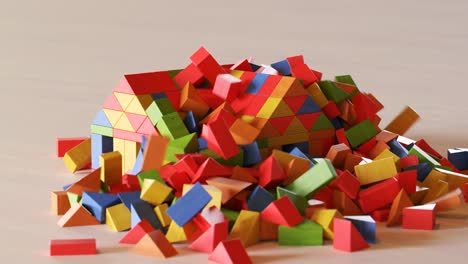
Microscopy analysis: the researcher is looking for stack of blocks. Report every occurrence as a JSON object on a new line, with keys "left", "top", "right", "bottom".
{"left": 52, "top": 47, "right": 468, "bottom": 261}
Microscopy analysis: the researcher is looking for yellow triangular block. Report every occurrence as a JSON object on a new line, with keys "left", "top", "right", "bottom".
{"left": 141, "top": 179, "right": 172, "bottom": 205}
{"left": 229, "top": 210, "right": 260, "bottom": 247}
{"left": 103, "top": 109, "right": 124, "bottom": 127}
{"left": 154, "top": 203, "right": 172, "bottom": 227}
{"left": 106, "top": 203, "right": 131, "bottom": 232}
{"left": 114, "top": 113, "right": 135, "bottom": 132}
{"left": 183, "top": 184, "right": 222, "bottom": 209}
{"left": 230, "top": 70, "right": 244, "bottom": 79}
{"left": 125, "top": 95, "right": 151, "bottom": 115}
{"left": 310, "top": 209, "right": 343, "bottom": 240}
{"left": 165, "top": 221, "right": 198, "bottom": 243}
{"left": 114, "top": 92, "right": 135, "bottom": 111}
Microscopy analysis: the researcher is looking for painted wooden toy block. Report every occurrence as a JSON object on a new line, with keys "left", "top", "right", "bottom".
{"left": 354, "top": 157, "right": 398, "bottom": 185}
{"left": 310, "top": 208, "right": 343, "bottom": 240}
{"left": 358, "top": 177, "right": 401, "bottom": 214}
{"left": 333, "top": 218, "right": 369, "bottom": 252}
{"left": 206, "top": 177, "right": 252, "bottom": 204}
{"left": 106, "top": 203, "right": 131, "bottom": 232}
{"left": 344, "top": 215, "right": 376, "bottom": 244}
{"left": 247, "top": 185, "right": 275, "bottom": 212}
{"left": 51, "top": 191, "right": 71, "bottom": 215}
{"left": 384, "top": 106, "right": 419, "bottom": 135}
{"left": 50, "top": 238, "right": 96, "bottom": 256}
{"left": 140, "top": 178, "right": 172, "bottom": 205}
{"left": 154, "top": 203, "right": 172, "bottom": 227}
{"left": 100, "top": 151, "right": 122, "bottom": 185}
{"left": 190, "top": 46, "right": 226, "bottom": 85}
{"left": 286, "top": 158, "right": 337, "bottom": 197}
{"left": 82, "top": 191, "right": 120, "bottom": 223}
{"left": 131, "top": 201, "right": 163, "bottom": 230}
{"left": 258, "top": 155, "right": 287, "bottom": 189}
{"left": 229, "top": 210, "right": 260, "bottom": 247}
{"left": 276, "top": 187, "right": 308, "bottom": 215}
{"left": 260, "top": 196, "right": 303, "bottom": 227}
{"left": 278, "top": 220, "right": 323, "bottom": 246}
{"left": 208, "top": 239, "right": 252, "bottom": 264}
{"left": 402, "top": 204, "right": 436, "bottom": 230}
{"left": 57, "top": 137, "right": 89, "bottom": 158}
{"left": 63, "top": 138, "right": 92, "bottom": 173}
{"left": 58, "top": 203, "right": 100, "bottom": 227}
{"left": 131, "top": 230, "right": 178, "bottom": 258}
{"left": 387, "top": 189, "right": 413, "bottom": 227}
{"left": 120, "top": 219, "right": 155, "bottom": 244}
{"left": 189, "top": 220, "right": 229, "bottom": 253}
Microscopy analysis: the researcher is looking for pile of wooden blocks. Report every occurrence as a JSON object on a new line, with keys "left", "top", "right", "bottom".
{"left": 52, "top": 47, "right": 468, "bottom": 262}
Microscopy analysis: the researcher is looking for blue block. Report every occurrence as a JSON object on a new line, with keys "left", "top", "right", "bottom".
{"left": 270, "top": 59, "right": 291, "bottom": 76}
{"left": 130, "top": 136, "right": 147, "bottom": 175}
{"left": 198, "top": 137, "right": 208, "bottom": 150}
{"left": 166, "top": 182, "right": 212, "bottom": 226}
{"left": 92, "top": 110, "right": 112, "bottom": 127}
{"left": 151, "top": 92, "right": 168, "bottom": 100}
{"left": 91, "top": 133, "right": 113, "bottom": 169}
{"left": 283, "top": 142, "right": 309, "bottom": 155}
{"left": 118, "top": 191, "right": 143, "bottom": 209}
{"left": 329, "top": 118, "right": 343, "bottom": 129}
{"left": 184, "top": 111, "right": 198, "bottom": 134}
{"left": 131, "top": 201, "right": 163, "bottom": 230}
{"left": 448, "top": 149, "right": 468, "bottom": 170}
{"left": 345, "top": 215, "right": 376, "bottom": 244}
{"left": 404, "top": 163, "right": 431, "bottom": 182}
{"left": 289, "top": 147, "right": 313, "bottom": 163}
{"left": 245, "top": 73, "right": 269, "bottom": 94}
{"left": 82, "top": 192, "right": 120, "bottom": 223}
{"left": 247, "top": 185, "right": 275, "bottom": 212}
{"left": 297, "top": 97, "right": 321, "bottom": 114}
{"left": 388, "top": 139, "right": 408, "bottom": 158}
{"left": 241, "top": 142, "right": 262, "bottom": 167}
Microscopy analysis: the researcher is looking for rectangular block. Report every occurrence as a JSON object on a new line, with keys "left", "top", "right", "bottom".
{"left": 50, "top": 238, "right": 96, "bottom": 256}
{"left": 384, "top": 106, "right": 419, "bottom": 135}
{"left": 354, "top": 157, "right": 398, "bottom": 185}
{"left": 100, "top": 151, "right": 122, "bottom": 185}
{"left": 166, "top": 183, "right": 212, "bottom": 226}
{"left": 345, "top": 119, "right": 378, "bottom": 148}
{"left": 285, "top": 159, "right": 337, "bottom": 197}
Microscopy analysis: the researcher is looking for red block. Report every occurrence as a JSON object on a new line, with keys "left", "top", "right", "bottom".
{"left": 213, "top": 74, "right": 243, "bottom": 102}
{"left": 56, "top": 137, "right": 88, "bottom": 157}
{"left": 230, "top": 59, "right": 252, "bottom": 71}
{"left": 399, "top": 155, "right": 419, "bottom": 169}
{"left": 260, "top": 196, "right": 303, "bottom": 227}
{"left": 415, "top": 139, "right": 443, "bottom": 159}
{"left": 119, "top": 219, "right": 155, "bottom": 244}
{"left": 371, "top": 208, "right": 390, "bottom": 222}
{"left": 395, "top": 170, "right": 417, "bottom": 195}
{"left": 286, "top": 55, "right": 304, "bottom": 68}
{"left": 174, "top": 63, "right": 204, "bottom": 88}
{"left": 190, "top": 47, "right": 226, "bottom": 85}
{"left": 336, "top": 128, "right": 351, "bottom": 148}
{"left": 331, "top": 170, "right": 360, "bottom": 199}
{"left": 189, "top": 220, "right": 229, "bottom": 253}
{"left": 313, "top": 186, "right": 334, "bottom": 208}
{"left": 201, "top": 119, "right": 240, "bottom": 160}
{"left": 465, "top": 183, "right": 468, "bottom": 203}
{"left": 333, "top": 219, "right": 369, "bottom": 252}
{"left": 208, "top": 239, "right": 252, "bottom": 264}
{"left": 352, "top": 93, "right": 379, "bottom": 122}
{"left": 439, "top": 157, "right": 461, "bottom": 173}
{"left": 172, "top": 155, "right": 199, "bottom": 179}
{"left": 402, "top": 204, "right": 436, "bottom": 230}
{"left": 191, "top": 158, "right": 232, "bottom": 184}
{"left": 358, "top": 177, "right": 401, "bottom": 214}
{"left": 322, "top": 100, "right": 341, "bottom": 119}
{"left": 258, "top": 155, "right": 287, "bottom": 189}
{"left": 50, "top": 238, "right": 96, "bottom": 256}
{"left": 122, "top": 174, "right": 141, "bottom": 190}
{"left": 357, "top": 138, "right": 377, "bottom": 156}
{"left": 290, "top": 63, "right": 318, "bottom": 86}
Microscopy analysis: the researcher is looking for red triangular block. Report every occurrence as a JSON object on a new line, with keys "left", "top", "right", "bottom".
{"left": 333, "top": 218, "right": 369, "bottom": 252}
{"left": 131, "top": 230, "right": 178, "bottom": 258}
{"left": 190, "top": 220, "right": 229, "bottom": 253}
{"left": 260, "top": 196, "right": 303, "bottom": 227}
{"left": 191, "top": 158, "right": 232, "bottom": 183}
{"left": 120, "top": 219, "right": 155, "bottom": 244}
{"left": 258, "top": 155, "right": 287, "bottom": 189}
{"left": 57, "top": 204, "right": 100, "bottom": 227}
{"left": 208, "top": 239, "right": 252, "bottom": 264}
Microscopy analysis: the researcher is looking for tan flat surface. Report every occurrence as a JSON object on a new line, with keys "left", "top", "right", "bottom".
{"left": 1, "top": 0, "right": 468, "bottom": 262}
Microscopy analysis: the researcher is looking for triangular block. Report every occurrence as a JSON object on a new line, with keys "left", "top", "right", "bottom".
{"left": 103, "top": 109, "right": 124, "bottom": 127}
{"left": 296, "top": 113, "right": 321, "bottom": 130}
{"left": 208, "top": 239, "right": 252, "bottom": 264}
{"left": 206, "top": 177, "right": 252, "bottom": 204}
{"left": 189, "top": 220, "right": 229, "bottom": 253}
{"left": 57, "top": 203, "right": 100, "bottom": 227}
{"left": 387, "top": 189, "right": 413, "bottom": 226}
{"left": 103, "top": 94, "right": 123, "bottom": 111}
{"left": 92, "top": 110, "right": 112, "bottom": 127}
{"left": 284, "top": 78, "right": 308, "bottom": 97}
{"left": 297, "top": 96, "right": 321, "bottom": 114}
{"left": 283, "top": 117, "right": 308, "bottom": 135}
{"left": 137, "top": 117, "right": 159, "bottom": 135}
{"left": 114, "top": 113, "right": 135, "bottom": 132}
{"left": 270, "top": 100, "right": 295, "bottom": 118}
{"left": 126, "top": 113, "right": 147, "bottom": 131}
{"left": 260, "top": 196, "right": 303, "bottom": 227}
{"left": 268, "top": 116, "right": 294, "bottom": 135}
{"left": 333, "top": 218, "right": 369, "bottom": 252}
{"left": 66, "top": 169, "right": 101, "bottom": 196}
{"left": 114, "top": 92, "right": 135, "bottom": 111}
{"left": 344, "top": 215, "right": 376, "bottom": 244}
{"left": 131, "top": 230, "right": 178, "bottom": 258}
{"left": 282, "top": 95, "right": 307, "bottom": 113}
{"left": 126, "top": 95, "right": 150, "bottom": 115}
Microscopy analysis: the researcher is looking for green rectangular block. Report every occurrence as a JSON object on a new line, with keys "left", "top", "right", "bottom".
{"left": 408, "top": 145, "right": 441, "bottom": 168}
{"left": 156, "top": 112, "right": 189, "bottom": 140}
{"left": 318, "top": 80, "right": 350, "bottom": 103}
{"left": 278, "top": 220, "right": 323, "bottom": 246}
{"left": 285, "top": 158, "right": 337, "bottom": 197}
{"left": 345, "top": 119, "right": 377, "bottom": 148}
{"left": 146, "top": 98, "right": 176, "bottom": 125}
{"left": 91, "top": 125, "right": 113, "bottom": 137}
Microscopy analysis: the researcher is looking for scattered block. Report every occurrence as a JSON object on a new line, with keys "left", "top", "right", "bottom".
{"left": 387, "top": 189, "right": 413, "bottom": 226}
{"left": 260, "top": 196, "right": 303, "bottom": 227}
{"left": 402, "top": 204, "right": 436, "bottom": 230}
{"left": 189, "top": 220, "right": 229, "bottom": 253}
{"left": 344, "top": 215, "right": 376, "bottom": 244}
{"left": 154, "top": 203, "right": 172, "bottom": 227}
{"left": 131, "top": 230, "right": 178, "bottom": 258}
{"left": 333, "top": 218, "right": 369, "bottom": 252}
{"left": 63, "top": 138, "right": 92, "bottom": 173}
{"left": 140, "top": 178, "right": 172, "bottom": 205}
{"left": 358, "top": 177, "right": 401, "bottom": 213}
{"left": 230, "top": 210, "right": 260, "bottom": 247}
{"left": 131, "top": 201, "right": 163, "bottom": 230}
{"left": 206, "top": 177, "right": 252, "bottom": 204}
{"left": 354, "top": 157, "right": 398, "bottom": 185}
{"left": 58, "top": 203, "right": 100, "bottom": 227}
{"left": 310, "top": 208, "right": 343, "bottom": 240}
{"left": 384, "top": 106, "right": 419, "bottom": 135}
{"left": 106, "top": 203, "right": 131, "bottom": 232}
{"left": 82, "top": 192, "right": 120, "bottom": 223}
{"left": 208, "top": 239, "right": 252, "bottom": 264}
{"left": 50, "top": 239, "right": 96, "bottom": 256}
{"left": 119, "top": 219, "right": 155, "bottom": 244}
{"left": 56, "top": 137, "right": 89, "bottom": 158}
{"left": 278, "top": 220, "right": 323, "bottom": 246}
{"left": 247, "top": 185, "right": 275, "bottom": 212}
{"left": 51, "top": 191, "right": 71, "bottom": 215}
{"left": 100, "top": 151, "right": 122, "bottom": 185}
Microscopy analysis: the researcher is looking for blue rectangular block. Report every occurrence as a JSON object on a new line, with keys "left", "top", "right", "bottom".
{"left": 166, "top": 182, "right": 212, "bottom": 226}
{"left": 271, "top": 59, "right": 291, "bottom": 75}
{"left": 388, "top": 139, "right": 408, "bottom": 158}
{"left": 245, "top": 73, "right": 269, "bottom": 94}
{"left": 91, "top": 133, "right": 113, "bottom": 169}
{"left": 448, "top": 148, "right": 468, "bottom": 171}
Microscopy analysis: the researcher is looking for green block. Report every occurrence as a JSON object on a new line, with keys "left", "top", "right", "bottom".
{"left": 165, "top": 133, "right": 199, "bottom": 162}
{"left": 91, "top": 125, "right": 113, "bottom": 137}
{"left": 156, "top": 112, "right": 189, "bottom": 140}
{"left": 278, "top": 220, "right": 323, "bottom": 246}
{"left": 344, "top": 119, "right": 377, "bottom": 148}
{"left": 67, "top": 192, "right": 81, "bottom": 206}
{"left": 100, "top": 182, "right": 109, "bottom": 193}
{"left": 221, "top": 208, "right": 240, "bottom": 230}
{"left": 408, "top": 145, "right": 441, "bottom": 168}
{"left": 256, "top": 138, "right": 269, "bottom": 149}
{"left": 137, "top": 169, "right": 164, "bottom": 187}
{"left": 311, "top": 113, "right": 334, "bottom": 131}
{"left": 335, "top": 75, "right": 356, "bottom": 86}
{"left": 200, "top": 148, "right": 244, "bottom": 166}
{"left": 285, "top": 159, "right": 337, "bottom": 197}
{"left": 146, "top": 98, "right": 176, "bottom": 125}
{"left": 318, "top": 80, "right": 350, "bottom": 103}
{"left": 276, "top": 187, "right": 308, "bottom": 215}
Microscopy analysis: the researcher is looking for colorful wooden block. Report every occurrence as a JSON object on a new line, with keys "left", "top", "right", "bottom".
{"left": 50, "top": 238, "right": 96, "bottom": 256}
{"left": 140, "top": 178, "right": 172, "bottom": 205}
{"left": 131, "top": 230, "right": 178, "bottom": 258}
{"left": 310, "top": 208, "right": 343, "bottom": 240}
{"left": 247, "top": 185, "right": 275, "bottom": 212}
{"left": 344, "top": 119, "right": 377, "bottom": 148}
{"left": 230, "top": 210, "right": 260, "bottom": 247}
{"left": 330, "top": 170, "right": 360, "bottom": 199}
{"left": 57, "top": 137, "right": 89, "bottom": 158}
{"left": 354, "top": 157, "right": 398, "bottom": 185}
{"left": 258, "top": 155, "right": 287, "bottom": 189}
{"left": 154, "top": 203, "right": 172, "bottom": 227}
{"left": 202, "top": 119, "right": 240, "bottom": 160}
{"left": 182, "top": 184, "right": 222, "bottom": 210}
{"left": 51, "top": 191, "right": 71, "bottom": 215}
{"left": 358, "top": 177, "right": 401, "bottom": 213}
{"left": 189, "top": 220, "right": 229, "bottom": 253}
{"left": 206, "top": 177, "right": 252, "bottom": 204}
{"left": 387, "top": 189, "right": 413, "bottom": 226}
{"left": 63, "top": 138, "right": 92, "bottom": 173}
{"left": 333, "top": 218, "right": 369, "bottom": 252}
{"left": 208, "top": 239, "right": 252, "bottom": 264}
{"left": 402, "top": 204, "right": 436, "bottom": 230}
{"left": 82, "top": 192, "right": 120, "bottom": 223}
{"left": 100, "top": 151, "right": 122, "bottom": 185}
{"left": 344, "top": 215, "right": 376, "bottom": 244}
{"left": 57, "top": 203, "right": 100, "bottom": 227}
{"left": 260, "top": 196, "right": 303, "bottom": 227}
{"left": 106, "top": 203, "right": 131, "bottom": 232}
{"left": 276, "top": 187, "right": 308, "bottom": 215}
{"left": 326, "top": 143, "right": 351, "bottom": 170}
{"left": 120, "top": 219, "right": 155, "bottom": 244}
{"left": 190, "top": 46, "right": 226, "bottom": 85}
{"left": 278, "top": 220, "right": 323, "bottom": 246}
{"left": 448, "top": 148, "right": 468, "bottom": 171}
{"left": 213, "top": 74, "right": 243, "bottom": 102}
{"left": 131, "top": 201, "right": 163, "bottom": 230}
{"left": 141, "top": 135, "right": 169, "bottom": 173}
{"left": 384, "top": 106, "right": 419, "bottom": 135}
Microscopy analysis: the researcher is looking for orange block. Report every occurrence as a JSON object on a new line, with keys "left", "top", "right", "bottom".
{"left": 57, "top": 204, "right": 100, "bottom": 227}
{"left": 384, "top": 106, "right": 420, "bottom": 135}
{"left": 206, "top": 177, "right": 252, "bottom": 204}
{"left": 387, "top": 189, "right": 413, "bottom": 226}
{"left": 325, "top": 143, "right": 351, "bottom": 170}
{"left": 131, "top": 230, "right": 178, "bottom": 258}
{"left": 427, "top": 189, "right": 463, "bottom": 211}
{"left": 333, "top": 191, "right": 363, "bottom": 216}
{"left": 142, "top": 135, "right": 169, "bottom": 172}
{"left": 180, "top": 82, "right": 210, "bottom": 119}
{"left": 51, "top": 191, "right": 71, "bottom": 215}
{"left": 229, "top": 119, "right": 260, "bottom": 145}
{"left": 66, "top": 169, "right": 101, "bottom": 196}
{"left": 231, "top": 166, "right": 258, "bottom": 183}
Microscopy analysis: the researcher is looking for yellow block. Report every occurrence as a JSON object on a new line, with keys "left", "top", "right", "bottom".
{"left": 106, "top": 203, "right": 130, "bottom": 232}
{"left": 103, "top": 109, "right": 124, "bottom": 127}
{"left": 409, "top": 186, "right": 429, "bottom": 205}
{"left": 63, "top": 138, "right": 91, "bottom": 173}
{"left": 422, "top": 170, "right": 447, "bottom": 189}
{"left": 384, "top": 106, "right": 420, "bottom": 135}
{"left": 230, "top": 210, "right": 260, "bottom": 247}
{"left": 154, "top": 203, "right": 172, "bottom": 227}
{"left": 182, "top": 184, "right": 222, "bottom": 209}
{"left": 229, "top": 118, "right": 260, "bottom": 145}
{"left": 354, "top": 157, "right": 397, "bottom": 185}
{"left": 114, "top": 92, "right": 135, "bottom": 111}
{"left": 113, "top": 138, "right": 125, "bottom": 174}
{"left": 126, "top": 95, "right": 152, "bottom": 115}
{"left": 230, "top": 70, "right": 244, "bottom": 79}
{"left": 267, "top": 132, "right": 309, "bottom": 147}
{"left": 165, "top": 220, "right": 197, "bottom": 243}
{"left": 310, "top": 209, "right": 343, "bottom": 240}
{"left": 124, "top": 140, "right": 140, "bottom": 174}
{"left": 114, "top": 113, "right": 135, "bottom": 132}
{"left": 256, "top": 97, "right": 282, "bottom": 119}
{"left": 436, "top": 168, "right": 468, "bottom": 190}
{"left": 421, "top": 180, "right": 449, "bottom": 204}
{"left": 100, "top": 151, "right": 122, "bottom": 185}
{"left": 141, "top": 179, "right": 172, "bottom": 205}
{"left": 306, "top": 83, "right": 328, "bottom": 108}
{"left": 374, "top": 149, "right": 400, "bottom": 170}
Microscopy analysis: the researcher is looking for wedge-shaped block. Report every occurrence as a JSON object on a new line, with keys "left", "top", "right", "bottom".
{"left": 260, "top": 196, "right": 303, "bottom": 227}
{"left": 276, "top": 187, "right": 308, "bottom": 215}
{"left": 131, "top": 230, "right": 178, "bottom": 258}
{"left": 278, "top": 220, "right": 323, "bottom": 246}
{"left": 58, "top": 203, "right": 100, "bottom": 227}
{"left": 154, "top": 203, "right": 172, "bottom": 227}
{"left": 344, "top": 215, "right": 376, "bottom": 244}
{"left": 247, "top": 185, "right": 275, "bottom": 212}
{"left": 119, "top": 219, "right": 155, "bottom": 244}
{"left": 358, "top": 177, "right": 401, "bottom": 214}
{"left": 402, "top": 204, "right": 436, "bottom": 230}
{"left": 156, "top": 112, "right": 189, "bottom": 140}
{"left": 310, "top": 209, "right": 343, "bottom": 240}
{"left": 285, "top": 159, "right": 337, "bottom": 197}
{"left": 354, "top": 157, "right": 397, "bottom": 185}
{"left": 333, "top": 218, "right": 369, "bottom": 252}
{"left": 387, "top": 189, "right": 413, "bottom": 227}
{"left": 190, "top": 220, "right": 229, "bottom": 253}
{"left": 230, "top": 210, "right": 260, "bottom": 247}
{"left": 258, "top": 155, "right": 287, "bottom": 189}
{"left": 82, "top": 192, "right": 120, "bottom": 223}
{"left": 106, "top": 203, "right": 131, "bottom": 232}
{"left": 208, "top": 239, "right": 252, "bottom": 264}
{"left": 206, "top": 177, "right": 252, "bottom": 204}
{"left": 51, "top": 191, "right": 71, "bottom": 215}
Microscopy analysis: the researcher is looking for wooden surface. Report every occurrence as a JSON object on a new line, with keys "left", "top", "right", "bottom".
{"left": 1, "top": 0, "right": 468, "bottom": 262}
